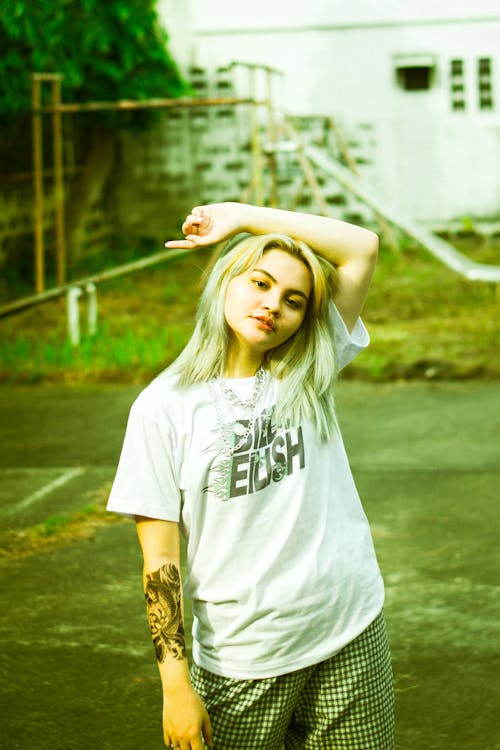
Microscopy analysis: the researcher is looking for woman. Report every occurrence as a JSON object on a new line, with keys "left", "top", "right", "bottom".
{"left": 108, "top": 202, "right": 394, "bottom": 750}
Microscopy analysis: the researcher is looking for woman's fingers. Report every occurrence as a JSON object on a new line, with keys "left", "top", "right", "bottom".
{"left": 202, "top": 712, "right": 213, "bottom": 747}
{"left": 166, "top": 204, "right": 221, "bottom": 248}
{"left": 181, "top": 215, "right": 203, "bottom": 234}
{"left": 166, "top": 734, "right": 204, "bottom": 750}
{"left": 164, "top": 238, "right": 197, "bottom": 249}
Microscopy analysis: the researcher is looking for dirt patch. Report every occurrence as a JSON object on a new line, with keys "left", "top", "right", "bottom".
{"left": 1, "top": 495, "right": 129, "bottom": 560}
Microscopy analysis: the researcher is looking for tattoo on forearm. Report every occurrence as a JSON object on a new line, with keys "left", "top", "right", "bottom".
{"left": 144, "top": 563, "right": 186, "bottom": 663}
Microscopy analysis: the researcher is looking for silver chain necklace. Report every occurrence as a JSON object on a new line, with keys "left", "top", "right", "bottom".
{"left": 208, "top": 367, "right": 267, "bottom": 456}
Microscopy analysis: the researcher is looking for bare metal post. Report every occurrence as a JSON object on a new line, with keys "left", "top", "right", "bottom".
{"left": 85, "top": 282, "right": 98, "bottom": 336}
{"left": 32, "top": 75, "right": 45, "bottom": 293}
{"left": 284, "top": 121, "right": 330, "bottom": 216}
{"left": 266, "top": 69, "right": 278, "bottom": 207}
{"left": 249, "top": 68, "right": 263, "bottom": 205}
{"left": 328, "top": 117, "right": 400, "bottom": 253}
{"left": 67, "top": 287, "right": 82, "bottom": 346}
{"left": 51, "top": 75, "right": 66, "bottom": 285}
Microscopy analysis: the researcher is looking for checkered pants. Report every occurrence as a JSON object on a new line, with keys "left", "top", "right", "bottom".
{"left": 191, "top": 610, "right": 394, "bottom": 750}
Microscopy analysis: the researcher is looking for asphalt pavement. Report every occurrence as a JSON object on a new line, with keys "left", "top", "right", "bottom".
{"left": 1, "top": 380, "right": 499, "bottom": 750}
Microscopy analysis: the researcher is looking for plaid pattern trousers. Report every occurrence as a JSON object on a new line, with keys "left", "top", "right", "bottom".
{"left": 191, "top": 610, "right": 394, "bottom": 749}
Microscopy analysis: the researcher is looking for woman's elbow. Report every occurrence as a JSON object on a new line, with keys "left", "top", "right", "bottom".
{"left": 366, "top": 230, "right": 379, "bottom": 259}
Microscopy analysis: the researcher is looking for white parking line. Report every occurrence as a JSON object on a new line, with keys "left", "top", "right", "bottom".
{"left": 13, "top": 467, "right": 85, "bottom": 513}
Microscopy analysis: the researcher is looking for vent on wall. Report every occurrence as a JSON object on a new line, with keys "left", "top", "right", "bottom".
{"left": 394, "top": 53, "right": 437, "bottom": 91}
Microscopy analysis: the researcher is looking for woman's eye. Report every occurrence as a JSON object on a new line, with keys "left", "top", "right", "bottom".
{"left": 286, "top": 297, "right": 301, "bottom": 309}
{"left": 253, "top": 279, "right": 267, "bottom": 289}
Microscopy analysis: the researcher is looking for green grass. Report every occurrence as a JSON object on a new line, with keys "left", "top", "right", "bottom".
{"left": 355, "top": 234, "right": 500, "bottom": 380}
{"left": 0, "top": 499, "right": 127, "bottom": 558}
{"left": 0, "top": 235, "right": 499, "bottom": 383}
{"left": 0, "top": 249, "right": 206, "bottom": 383}
{"left": 0, "top": 319, "right": 191, "bottom": 383}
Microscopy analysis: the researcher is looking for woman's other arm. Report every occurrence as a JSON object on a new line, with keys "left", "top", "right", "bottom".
{"left": 135, "top": 516, "right": 212, "bottom": 750}
{"left": 166, "top": 202, "right": 378, "bottom": 331}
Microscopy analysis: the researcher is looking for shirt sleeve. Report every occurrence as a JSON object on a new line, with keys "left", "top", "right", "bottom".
{"left": 107, "top": 395, "right": 181, "bottom": 522}
{"left": 330, "top": 303, "right": 370, "bottom": 371}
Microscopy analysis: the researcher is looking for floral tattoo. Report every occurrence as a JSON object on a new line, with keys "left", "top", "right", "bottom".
{"left": 144, "top": 563, "right": 186, "bottom": 662}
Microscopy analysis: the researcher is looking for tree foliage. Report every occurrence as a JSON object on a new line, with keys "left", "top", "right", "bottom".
{"left": 0, "top": 0, "right": 188, "bottom": 114}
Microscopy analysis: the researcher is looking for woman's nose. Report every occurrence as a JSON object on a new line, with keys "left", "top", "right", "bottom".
{"left": 262, "top": 292, "right": 281, "bottom": 314}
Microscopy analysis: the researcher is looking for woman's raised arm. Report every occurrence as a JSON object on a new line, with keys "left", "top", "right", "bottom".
{"left": 166, "top": 202, "right": 378, "bottom": 331}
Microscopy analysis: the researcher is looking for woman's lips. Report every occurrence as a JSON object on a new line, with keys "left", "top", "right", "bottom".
{"left": 253, "top": 316, "right": 275, "bottom": 332}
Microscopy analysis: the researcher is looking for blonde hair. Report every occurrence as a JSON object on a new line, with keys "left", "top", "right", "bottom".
{"left": 170, "top": 233, "right": 339, "bottom": 440}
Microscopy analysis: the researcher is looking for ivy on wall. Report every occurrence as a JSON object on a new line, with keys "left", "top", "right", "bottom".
{"left": 0, "top": 0, "right": 188, "bottom": 115}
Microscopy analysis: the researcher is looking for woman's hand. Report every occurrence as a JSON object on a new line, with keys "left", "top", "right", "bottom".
{"left": 163, "top": 682, "right": 213, "bottom": 749}
{"left": 165, "top": 202, "right": 249, "bottom": 249}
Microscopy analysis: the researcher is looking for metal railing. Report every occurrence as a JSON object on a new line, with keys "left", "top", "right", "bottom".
{"left": 2, "top": 66, "right": 499, "bottom": 345}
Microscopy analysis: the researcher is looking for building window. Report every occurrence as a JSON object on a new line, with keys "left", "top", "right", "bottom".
{"left": 478, "top": 57, "right": 494, "bottom": 110}
{"left": 450, "top": 59, "right": 466, "bottom": 111}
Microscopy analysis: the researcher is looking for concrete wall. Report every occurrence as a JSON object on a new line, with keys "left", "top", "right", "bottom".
{"left": 173, "top": 0, "right": 500, "bottom": 226}
{"left": 156, "top": 0, "right": 196, "bottom": 76}
{"left": 116, "top": 74, "right": 254, "bottom": 243}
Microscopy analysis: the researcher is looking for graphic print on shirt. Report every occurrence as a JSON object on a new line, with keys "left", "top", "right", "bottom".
{"left": 206, "top": 407, "right": 305, "bottom": 501}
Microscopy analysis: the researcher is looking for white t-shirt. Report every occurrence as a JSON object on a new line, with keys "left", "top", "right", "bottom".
{"left": 107, "top": 305, "right": 384, "bottom": 679}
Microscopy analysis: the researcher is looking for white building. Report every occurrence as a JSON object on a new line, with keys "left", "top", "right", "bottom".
{"left": 159, "top": 1, "right": 500, "bottom": 228}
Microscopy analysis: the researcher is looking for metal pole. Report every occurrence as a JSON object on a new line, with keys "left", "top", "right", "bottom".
{"left": 304, "top": 142, "right": 500, "bottom": 283}
{"left": 32, "top": 75, "right": 45, "bottom": 293}
{"left": 39, "top": 95, "right": 258, "bottom": 114}
{"left": 0, "top": 244, "right": 198, "bottom": 318}
{"left": 85, "top": 282, "right": 98, "bottom": 336}
{"left": 328, "top": 117, "right": 400, "bottom": 254}
{"left": 249, "top": 68, "right": 263, "bottom": 205}
{"left": 66, "top": 287, "right": 82, "bottom": 346}
{"left": 51, "top": 75, "right": 66, "bottom": 285}
{"left": 266, "top": 69, "right": 278, "bottom": 207}
{"left": 284, "top": 121, "right": 330, "bottom": 216}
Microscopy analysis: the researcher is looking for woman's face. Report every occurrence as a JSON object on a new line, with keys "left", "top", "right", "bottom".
{"left": 224, "top": 249, "right": 312, "bottom": 360}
